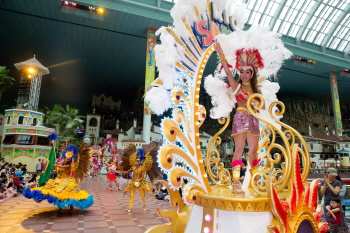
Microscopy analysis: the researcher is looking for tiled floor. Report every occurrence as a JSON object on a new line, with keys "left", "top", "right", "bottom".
{"left": 0, "top": 175, "right": 174, "bottom": 233}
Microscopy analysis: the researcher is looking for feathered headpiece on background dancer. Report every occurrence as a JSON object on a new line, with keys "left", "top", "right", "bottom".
{"left": 120, "top": 144, "right": 161, "bottom": 184}
{"left": 62, "top": 144, "right": 78, "bottom": 162}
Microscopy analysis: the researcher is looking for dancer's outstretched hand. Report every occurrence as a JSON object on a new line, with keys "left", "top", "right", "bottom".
{"left": 215, "top": 41, "right": 223, "bottom": 55}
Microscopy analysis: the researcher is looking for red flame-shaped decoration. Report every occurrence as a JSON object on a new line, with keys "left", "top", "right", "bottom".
{"left": 267, "top": 145, "right": 327, "bottom": 233}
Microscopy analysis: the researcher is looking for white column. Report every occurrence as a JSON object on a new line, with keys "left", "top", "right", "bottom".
{"left": 142, "top": 114, "right": 151, "bottom": 144}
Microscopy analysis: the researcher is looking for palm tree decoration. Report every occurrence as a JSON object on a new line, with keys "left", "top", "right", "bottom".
{"left": 0, "top": 67, "right": 15, "bottom": 101}
{"left": 44, "top": 104, "right": 85, "bottom": 145}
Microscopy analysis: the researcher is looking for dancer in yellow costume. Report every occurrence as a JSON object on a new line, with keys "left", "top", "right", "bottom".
{"left": 118, "top": 143, "right": 160, "bottom": 213}
{"left": 24, "top": 144, "right": 94, "bottom": 210}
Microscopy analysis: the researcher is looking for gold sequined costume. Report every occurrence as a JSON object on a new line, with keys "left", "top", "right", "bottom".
{"left": 119, "top": 143, "right": 160, "bottom": 212}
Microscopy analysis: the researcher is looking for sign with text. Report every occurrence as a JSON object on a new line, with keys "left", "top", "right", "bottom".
{"left": 144, "top": 27, "right": 157, "bottom": 115}
{"left": 330, "top": 72, "right": 343, "bottom": 136}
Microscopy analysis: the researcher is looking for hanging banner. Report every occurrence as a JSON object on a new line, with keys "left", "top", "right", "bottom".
{"left": 144, "top": 27, "right": 157, "bottom": 115}
{"left": 2, "top": 147, "right": 14, "bottom": 157}
{"left": 13, "top": 148, "right": 34, "bottom": 158}
{"left": 35, "top": 149, "right": 51, "bottom": 158}
{"left": 330, "top": 72, "right": 343, "bottom": 136}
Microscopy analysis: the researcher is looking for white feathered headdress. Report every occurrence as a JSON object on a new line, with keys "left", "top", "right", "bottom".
{"left": 204, "top": 25, "right": 292, "bottom": 127}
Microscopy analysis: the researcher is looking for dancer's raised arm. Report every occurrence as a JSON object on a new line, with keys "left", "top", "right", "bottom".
{"left": 215, "top": 41, "right": 239, "bottom": 91}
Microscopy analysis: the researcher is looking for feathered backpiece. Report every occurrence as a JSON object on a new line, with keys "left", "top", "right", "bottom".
{"left": 120, "top": 143, "right": 161, "bottom": 184}
{"left": 235, "top": 48, "right": 264, "bottom": 73}
{"left": 120, "top": 143, "right": 137, "bottom": 172}
{"left": 71, "top": 143, "right": 91, "bottom": 182}
{"left": 143, "top": 146, "right": 161, "bottom": 184}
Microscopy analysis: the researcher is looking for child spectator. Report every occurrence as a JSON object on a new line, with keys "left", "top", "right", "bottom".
{"left": 28, "top": 174, "right": 38, "bottom": 188}
{"left": 0, "top": 164, "right": 9, "bottom": 177}
{"left": 0, "top": 158, "right": 5, "bottom": 166}
{"left": 1, "top": 178, "right": 8, "bottom": 192}
{"left": 9, "top": 164, "right": 15, "bottom": 174}
{"left": 5, "top": 182, "right": 17, "bottom": 198}
{"left": 326, "top": 198, "right": 344, "bottom": 233}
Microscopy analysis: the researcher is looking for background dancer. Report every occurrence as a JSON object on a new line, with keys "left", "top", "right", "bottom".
{"left": 90, "top": 157, "right": 100, "bottom": 179}
{"left": 118, "top": 144, "right": 160, "bottom": 213}
{"left": 104, "top": 157, "right": 121, "bottom": 191}
{"left": 23, "top": 143, "right": 94, "bottom": 211}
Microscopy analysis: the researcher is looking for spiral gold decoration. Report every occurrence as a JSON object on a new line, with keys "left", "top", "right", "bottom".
{"left": 268, "top": 100, "right": 310, "bottom": 181}
{"left": 246, "top": 94, "right": 311, "bottom": 195}
{"left": 247, "top": 94, "right": 291, "bottom": 195}
{"left": 206, "top": 116, "right": 232, "bottom": 186}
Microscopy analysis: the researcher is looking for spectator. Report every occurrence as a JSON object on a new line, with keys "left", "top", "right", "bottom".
{"left": 0, "top": 173, "right": 6, "bottom": 183}
{"left": 321, "top": 168, "right": 342, "bottom": 224}
{"left": 36, "top": 159, "right": 42, "bottom": 174}
{"left": 326, "top": 197, "right": 344, "bottom": 233}
{"left": 41, "top": 160, "right": 45, "bottom": 171}
{"left": 28, "top": 174, "right": 38, "bottom": 188}
{"left": 22, "top": 167, "right": 27, "bottom": 175}
{"left": 336, "top": 174, "right": 349, "bottom": 233}
{"left": 1, "top": 178, "right": 8, "bottom": 191}
{"left": 19, "top": 177, "right": 24, "bottom": 186}
{"left": 9, "top": 164, "right": 15, "bottom": 173}
{"left": 0, "top": 158, "right": 5, "bottom": 166}
{"left": 0, "top": 164, "right": 9, "bottom": 177}
{"left": 5, "top": 182, "right": 17, "bottom": 198}
{"left": 21, "top": 164, "right": 27, "bottom": 172}
{"left": 239, "top": 158, "right": 247, "bottom": 182}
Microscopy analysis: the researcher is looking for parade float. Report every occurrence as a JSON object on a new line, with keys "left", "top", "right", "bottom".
{"left": 144, "top": 0, "right": 328, "bottom": 232}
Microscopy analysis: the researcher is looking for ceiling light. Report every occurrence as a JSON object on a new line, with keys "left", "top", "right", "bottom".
{"left": 28, "top": 68, "right": 34, "bottom": 73}
{"left": 61, "top": 1, "right": 104, "bottom": 14}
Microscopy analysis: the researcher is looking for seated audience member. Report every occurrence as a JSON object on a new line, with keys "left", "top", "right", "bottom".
{"left": 0, "top": 164, "right": 9, "bottom": 177}
{"left": 21, "top": 164, "right": 27, "bottom": 172}
{"left": 5, "top": 182, "right": 17, "bottom": 198}
{"left": 1, "top": 178, "right": 8, "bottom": 190}
{"left": 28, "top": 174, "right": 38, "bottom": 188}
{"left": 0, "top": 173, "right": 7, "bottom": 183}
{"left": 9, "top": 164, "right": 15, "bottom": 174}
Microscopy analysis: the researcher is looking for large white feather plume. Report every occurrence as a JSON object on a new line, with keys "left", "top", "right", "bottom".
{"left": 145, "top": 86, "right": 172, "bottom": 115}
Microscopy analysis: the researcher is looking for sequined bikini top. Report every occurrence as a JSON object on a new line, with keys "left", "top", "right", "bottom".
{"left": 235, "top": 82, "right": 252, "bottom": 102}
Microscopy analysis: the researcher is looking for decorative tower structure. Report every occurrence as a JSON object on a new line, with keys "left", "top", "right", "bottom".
{"left": 14, "top": 56, "right": 49, "bottom": 111}
{"left": 1, "top": 56, "right": 55, "bottom": 172}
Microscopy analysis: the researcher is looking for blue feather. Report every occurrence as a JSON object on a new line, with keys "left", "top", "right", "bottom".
{"left": 48, "top": 133, "right": 58, "bottom": 141}
{"left": 137, "top": 148, "right": 144, "bottom": 162}
{"left": 62, "top": 144, "right": 78, "bottom": 162}
{"left": 23, "top": 188, "right": 94, "bottom": 210}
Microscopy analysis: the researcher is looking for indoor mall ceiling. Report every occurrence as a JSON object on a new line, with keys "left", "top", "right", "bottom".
{"left": 0, "top": 0, "right": 350, "bottom": 115}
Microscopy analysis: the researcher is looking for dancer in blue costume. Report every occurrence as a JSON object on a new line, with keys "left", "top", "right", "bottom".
{"left": 23, "top": 143, "right": 94, "bottom": 211}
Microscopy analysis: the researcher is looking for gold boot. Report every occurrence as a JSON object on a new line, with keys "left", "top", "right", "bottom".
{"left": 231, "top": 160, "right": 245, "bottom": 194}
